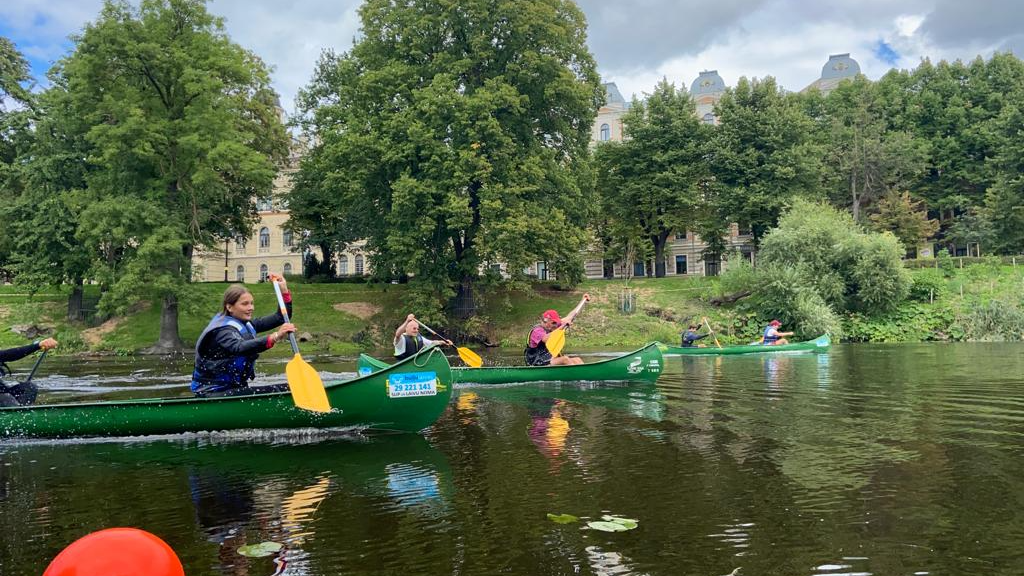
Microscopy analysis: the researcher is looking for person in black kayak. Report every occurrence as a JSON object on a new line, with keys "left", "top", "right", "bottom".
{"left": 0, "top": 337, "right": 58, "bottom": 407}
{"left": 190, "top": 274, "right": 297, "bottom": 397}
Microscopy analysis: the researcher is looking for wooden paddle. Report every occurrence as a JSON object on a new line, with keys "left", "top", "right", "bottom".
{"left": 703, "top": 317, "right": 723, "bottom": 349}
{"left": 272, "top": 280, "right": 331, "bottom": 413}
{"left": 416, "top": 320, "right": 483, "bottom": 368}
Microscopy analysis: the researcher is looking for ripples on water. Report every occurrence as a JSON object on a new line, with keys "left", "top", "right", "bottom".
{"left": 2, "top": 344, "right": 1024, "bottom": 575}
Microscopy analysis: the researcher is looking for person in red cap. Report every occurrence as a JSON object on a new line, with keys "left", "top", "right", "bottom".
{"left": 761, "top": 319, "right": 793, "bottom": 346}
{"left": 524, "top": 294, "right": 590, "bottom": 366}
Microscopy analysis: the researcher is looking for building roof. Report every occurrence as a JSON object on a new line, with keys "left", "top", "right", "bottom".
{"left": 690, "top": 70, "right": 726, "bottom": 96}
{"left": 820, "top": 53, "right": 860, "bottom": 80}
{"left": 603, "top": 82, "right": 626, "bottom": 105}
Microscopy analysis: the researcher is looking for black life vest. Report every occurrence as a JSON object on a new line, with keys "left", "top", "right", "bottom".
{"left": 524, "top": 324, "right": 553, "bottom": 366}
{"left": 191, "top": 314, "right": 259, "bottom": 395}
{"left": 395, "top": 334, "right": 428, "bottom": 361}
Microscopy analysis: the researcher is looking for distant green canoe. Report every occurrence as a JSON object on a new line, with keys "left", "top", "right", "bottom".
{"left": 661, "top": 334, "right": 831, "bottom": 356}
{"left": 358, "top": 343, "right": 664, "bottom": 385}
{"left": 0, "top": 350, "right": 453, "bottom": 439}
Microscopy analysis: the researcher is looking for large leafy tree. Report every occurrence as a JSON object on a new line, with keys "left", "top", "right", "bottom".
{"left": 710, "top": 76, "right": 825, "bottom": 241}
{"left": 868, "top": 190, "right": 940, "bottom": 250}
{"left": 595, "top": 80, "right": 712, "bottom": 277}
{"left": 55, "top": 0, "right": 287, "bottom": 351}
{"left": 0, "top": 37, "right": 36, "bottom": 277}
{"left": 289, "top": 0, "right": 603, "bottom": 317}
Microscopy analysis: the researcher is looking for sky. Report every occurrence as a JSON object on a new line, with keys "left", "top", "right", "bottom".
{"left": 2, "top": 0, "right": 1022, "bottom": 114}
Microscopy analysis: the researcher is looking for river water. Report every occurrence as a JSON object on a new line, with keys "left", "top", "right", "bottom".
{"left": 1, "top": 343, "right": 1023, "bottom": 575}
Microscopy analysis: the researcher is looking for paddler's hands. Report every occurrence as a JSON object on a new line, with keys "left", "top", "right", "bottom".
{"left": 38, "top": 338, "right": 58, "bottom": 351}
{"left": 406, "top": 313, "right": 416, "bottom": 322}
{"left": 444, "top": 339, "right": 454, "bottom": 347}
{"left": 272, "top": 323, "right": 296, "bottom": 344}
{"left": 582, "top": 293, "right": 591, "bottom": 303}
{"left": 268, "top": 273, "right": 289, "bottom": 294}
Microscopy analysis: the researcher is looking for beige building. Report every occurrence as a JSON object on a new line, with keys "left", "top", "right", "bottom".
{"left": 802, "top": 53, "right": 861, "bottom": 95}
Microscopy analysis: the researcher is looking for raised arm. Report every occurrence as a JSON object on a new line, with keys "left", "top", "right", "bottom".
{"left": 395, "top": 314, "right": 415, "bottom": 342}
{"left": 562, "top": 293, "right": 591, "bottom": 325}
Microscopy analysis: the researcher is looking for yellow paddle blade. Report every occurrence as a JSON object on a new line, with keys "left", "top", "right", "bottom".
{"left": 286, "top": 353, "right": 331, "bottom": 413}
{"left": 457, "top": 346, "right": 483, "bottom": 368}
{"left": 547, "top": 328, "right": 566, "bottom": 357}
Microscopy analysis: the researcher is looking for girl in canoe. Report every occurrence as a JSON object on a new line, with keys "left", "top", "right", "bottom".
{"left": 525, "top": 294, "right": 590, "bottom": 366}
{"left": 0, "top": 338, "right": 59, "bottom": 407}
{"left": 190, "top": 274, "right": 297, "bottom": 397}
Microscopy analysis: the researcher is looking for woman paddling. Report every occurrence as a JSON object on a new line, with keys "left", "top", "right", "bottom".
{"left": 190, "top": 274, "right": 297, "bottom": 397}
{"left": 0, "top": 338, "right": 58, "bottom": 407}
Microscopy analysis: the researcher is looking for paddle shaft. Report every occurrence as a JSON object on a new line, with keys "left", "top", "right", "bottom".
{"left": 23, "top": 349, "right": 48, "bottom": 385}
{"left": 415, "top": 320, "right": 450, "bottom": 344}
{"left": 272, "top": 281, "right": 300, "bottom": 354}
{"left": 703, "top": 318, "right": 723, "bottom": 349}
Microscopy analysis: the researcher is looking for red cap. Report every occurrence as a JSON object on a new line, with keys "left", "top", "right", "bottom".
{"left": 542, "top": 309, "right": 561, "bottom": 323}
{"left": 769, "top": 319, "right": 782, "bottom": 326}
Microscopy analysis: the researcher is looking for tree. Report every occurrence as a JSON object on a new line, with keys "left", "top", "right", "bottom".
{"left": 595, "top": 80, "right": 712, "bottom": 277}
{"left": 289, "top": 0, "right": 603, "bottom": 317}
{"left": 982, "top": 84, "right": 1024, "bottom": 254}
{"left": 820, "top": 76, "right": 928, "bottom": 221}
{"left": 710, "top": 76, "right": 825, "bottom": 241}
{"left": 0, "top": 37, "right": 36, "bottom": 278}
{"left": 868, "top": 190, "right": 939, "bottom": 251}
{"left": 55, "top": 0, "right": 288, "bottom": 351}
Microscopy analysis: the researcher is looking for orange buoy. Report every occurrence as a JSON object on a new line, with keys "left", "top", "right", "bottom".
{"left": 43, "top": 527, "right": 185, "bottom": 576}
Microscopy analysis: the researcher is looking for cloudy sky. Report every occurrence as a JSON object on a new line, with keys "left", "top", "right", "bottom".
{"left": 2, "top": 0, "right": 1021, "bottom": 113}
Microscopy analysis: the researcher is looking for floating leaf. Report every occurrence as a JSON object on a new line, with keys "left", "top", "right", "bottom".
{"left": 586, "top": 521, "right": 630, "bottom": 532}
{"left": 601, "top": 515, "right": 638, "bottom": 529}
{"left": 547, "top": 513, "right": 580, "bottom": 524}
{"left": 237, "top": 541, "right": 283, "bottom": 558}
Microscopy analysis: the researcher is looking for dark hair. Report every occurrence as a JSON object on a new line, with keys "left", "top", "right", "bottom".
{"left": 222, "top": 284, "right": 253, "bottom": 315}
{"left": 688, "top": 324, "right": 698, "bottom": 330}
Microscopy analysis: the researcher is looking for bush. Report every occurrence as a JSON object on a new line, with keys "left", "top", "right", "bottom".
{"left": 908, "top": 269, "right": 946, "bottom": 301}
{"left": 961, "top": 300, "right": 1024, "bottom": 341}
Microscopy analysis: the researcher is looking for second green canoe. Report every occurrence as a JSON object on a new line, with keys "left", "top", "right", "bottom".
{"left": 359, "top": 343, "right": 664, "bottom": 385}
{"left": 661, "top": 334, "right": 831, "bottom": 356}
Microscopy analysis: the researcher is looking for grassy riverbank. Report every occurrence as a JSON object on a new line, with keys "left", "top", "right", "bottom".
{"left": 1, "top": 259, "right": 1023, "bottom": 355}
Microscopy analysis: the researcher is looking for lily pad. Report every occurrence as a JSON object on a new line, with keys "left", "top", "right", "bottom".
{"left": 601, "top": 515, "right": 638, "bottom": 529}
{"left": 587, "top": 521, "right": 631, "bottom": 532}
{"left": 237, "top": 541, "right": 283, "bottom": 558}
{"left": 547, "top": 513, "right": 580, "bottom": 524}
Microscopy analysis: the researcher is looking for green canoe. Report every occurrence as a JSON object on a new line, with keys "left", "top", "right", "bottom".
{"left": 0, "top": 350, "right": 452, "bottom": 439}
{"left": 358, "top": 342, "right": 664, "bottom": 385}
{"left": 661, "top": 334, "right": 831, "bottom": 356}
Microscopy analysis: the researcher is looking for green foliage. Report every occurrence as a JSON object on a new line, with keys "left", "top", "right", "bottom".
{"left": 908, "top": 268, "right": 946, "bottom": 301}
{"left": 595, "top": 80, "right": 712, "bottom": 277}
{"left": 960, "top": 300, "right": 1024, "bottom": 341}
{"left": 49, "top": 0, "right": 288, "bottom": 346}
{"left": 868, "top": 191, "right": 939, "bottom": 248}
{"left": 844, "top": 302, "right": 959, "bottom": 342}
{"left": 936, "top": 248, "right": 956, "bottom": 277}
{"left": 290, "top": 0, "right": 603, "bottom": 315}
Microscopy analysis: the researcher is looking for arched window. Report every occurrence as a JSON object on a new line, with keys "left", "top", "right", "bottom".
{"left": 235, "top": 265, "right": 245, "bottom": 282}
{"left": 339, "top": 255, "right": 349, "bottom": 275}
{"left": 259, "top": 264, "right": 269, "bottom": 282}
{"left": 355, "top": 255, "right": 364, "bottom": 275}
{"left": 259, "top": 227, "right": 271, "bottom": 249}
{"left": 282, "top": 229, "right": 294, "bottom": 248}
{"left": 235, "top": 236, "right": 246, "bottom": 254}
{"left": 599, "top": 123, "right": 610, "bottom": 141}
{"left": 283, "top": 262, "right": 293, "bottom": 276}
{"left": 702, "top": 113, "right": 715, "bottom": 125}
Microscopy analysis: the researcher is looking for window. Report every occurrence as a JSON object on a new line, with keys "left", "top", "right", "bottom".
{"left": 633, "top": 261, "right": 646, "bottom": 277}
{"left": 599, "top": 123, "right": 610, "bottom": 141}
{"left": 259, "top": 264, "right": 269, "bottom": 282}
{"left": 259, "top": 227, "right": 270, "bottom": 250}
{"left": 536, "top": 261, "right": 548, "bottom": 281}
{"left": 737, "top": 223, "right": 752, "bottom": 236}
{"left": 704, "top": 258, "right": 720, "bottom": 277}
{"left": 235, "top": 265, "right": 245, "bottom": 282}
{"left": 702, "top": 113, "right": 715, "bottom": 125}
{"left": 355, "top": 255, "right": 364, "bottom": 275}
{"left": 675, "top": 255, "right": 688, "bottom": 275}
{"left": 235, "top": 236, "right": 246, "bottom": 254}
{"left": 489, "top": 263, "right": 502, "bottom": 274}
{"left": 283, "top": 262, "right": 293, "bottom": 276}
{"left": 256, "top": 197, "right": 273, "bottom": 212}
{"left": 674, "top": 230, "right": 688, "bottom": 240}
{"left": 283, "top": 229, "right": 294, "bottom": 248}
{"left": 339, "top": 255, "right": 349, "bottom": 275}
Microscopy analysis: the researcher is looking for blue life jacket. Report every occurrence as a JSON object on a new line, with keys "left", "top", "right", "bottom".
{"left": 191, "top": 314, "right": 259, "bottom": 395}
{"left": 763, "top": 325, "right": 780, "bottom": 344}
{"left": 395, "top": 334, "right": 428, "bottom": 361}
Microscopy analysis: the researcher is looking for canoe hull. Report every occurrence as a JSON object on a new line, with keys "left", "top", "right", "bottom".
{"left": 0, "top": 351, "right": 452, "bottom": 439}
{"left": 662, "top": 334, "right": 831, "bottom": 356}
{"left": 359, "top": 343, "right": 664, "bottom": 385}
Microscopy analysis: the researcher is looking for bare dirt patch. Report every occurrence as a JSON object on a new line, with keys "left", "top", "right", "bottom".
{"left": 332, "top": 302, "right": 382, "bottom": 320}
{"left": 81, "top": 317, "right": 124, "bottom": 347}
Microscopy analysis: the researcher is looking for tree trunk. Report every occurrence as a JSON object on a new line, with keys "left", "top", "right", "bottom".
{"left": 67, "top": 280, "right": 84, "bottom": 322}
{"left": 319, "top": 242, "right": 335, "bottom": 277}
{"left": 603, "top": 259, "right": 615, "bottom": 279}
{"left": 851, "top": 175, "right": 860, "bottom": 221}
{"left": 651, "top": 231, "right": 670, "bottom": 278}
{"left": 142, "top": 293, "right": 187, "bottom": 354}
{"left": 452, "top": 278, "right": 475, "bottom": 319}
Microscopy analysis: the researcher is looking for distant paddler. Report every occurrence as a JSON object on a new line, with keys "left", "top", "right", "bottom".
{"left": 762, "top": 319, "right": 794, "bottom": 346}
{"left": 524, "top": 294, "right": 590, "bottom": 366}
{"left": 0, "top": 337, "right": 59, "bottom": 407}
{"left": 190, "top": 273, "right": 297, "bottom": 397}
{"left": 680, "top": 320, "right": 710, "bottom": 348}
{"left": 393, "top": 314, "right": 453, "bottom": 361}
